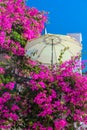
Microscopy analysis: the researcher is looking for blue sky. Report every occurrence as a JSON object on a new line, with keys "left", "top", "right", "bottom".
{"left": 26, "top": 0, "right": 87, "bottom": 61}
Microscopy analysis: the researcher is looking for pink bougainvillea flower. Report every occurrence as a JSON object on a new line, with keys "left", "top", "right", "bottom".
{"left": 0, "top": 67, "right": 5, "bottom": 74}
{"left": 5, "top": 82, "right": 15, "bottom": 90}
{"left": 54, "top": 119, "right": 67, "bottom": 130}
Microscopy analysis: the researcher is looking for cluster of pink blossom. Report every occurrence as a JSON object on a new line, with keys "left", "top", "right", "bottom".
{"left": 0, "top": 0, "right": 47, "bottom": 56}
{"left": 1, "top": 56, "right": 87, "bottom": 129}
{"left": 1, "top": 0, "right": 87, "bottom": 129}
{"left": 3, "top": 58, "right": 83, "bottom": 129}
{"left": 0, "top": 67, "right": 21, "bottom": 129}
{"left": 0, "top": 67, "right": 5, "bottom": 74}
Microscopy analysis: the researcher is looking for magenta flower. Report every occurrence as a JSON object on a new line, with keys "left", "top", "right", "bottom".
{"left": 11, "top": 104, "right": 20, "bottom": 112}
{"left": 54, "top": 119, "right": 67, "bottom": 130}
{"left": 38, "top": 81, "right": 46, "bottom": 89}
{"left": 5, "top": 82, "right": 15, "bottom": 90}
{"left": 2, "top": 92, "right": 11, "bottom": 101}
{"left": 9, "top": 113, "right": 19, "bottom": 121}
{"left": 47, "top": 127, "right": 53, "bottom": 130}
{"left": 0, "top": 67, "right": 5, "bottom": 74}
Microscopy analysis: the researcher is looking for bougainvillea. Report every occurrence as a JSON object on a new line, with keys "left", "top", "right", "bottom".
{"left": 0, "top": 0, "right": 47, "bottom": 56}
{"left": 0, "top": 56, "right": 87, "bottom": 129}
{"left": 0, "top": 67, "right": 21, "bottom": 129}
{"left": 0, "top": 0, "right": 87, "bottom": 130}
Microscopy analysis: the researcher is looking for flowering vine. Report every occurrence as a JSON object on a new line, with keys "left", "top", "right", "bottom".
{"left": 0, "top": 0, "right": 87, "bottom": 130}
{"left": 0, "top": 0, "right": 47, "bottom": 56}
